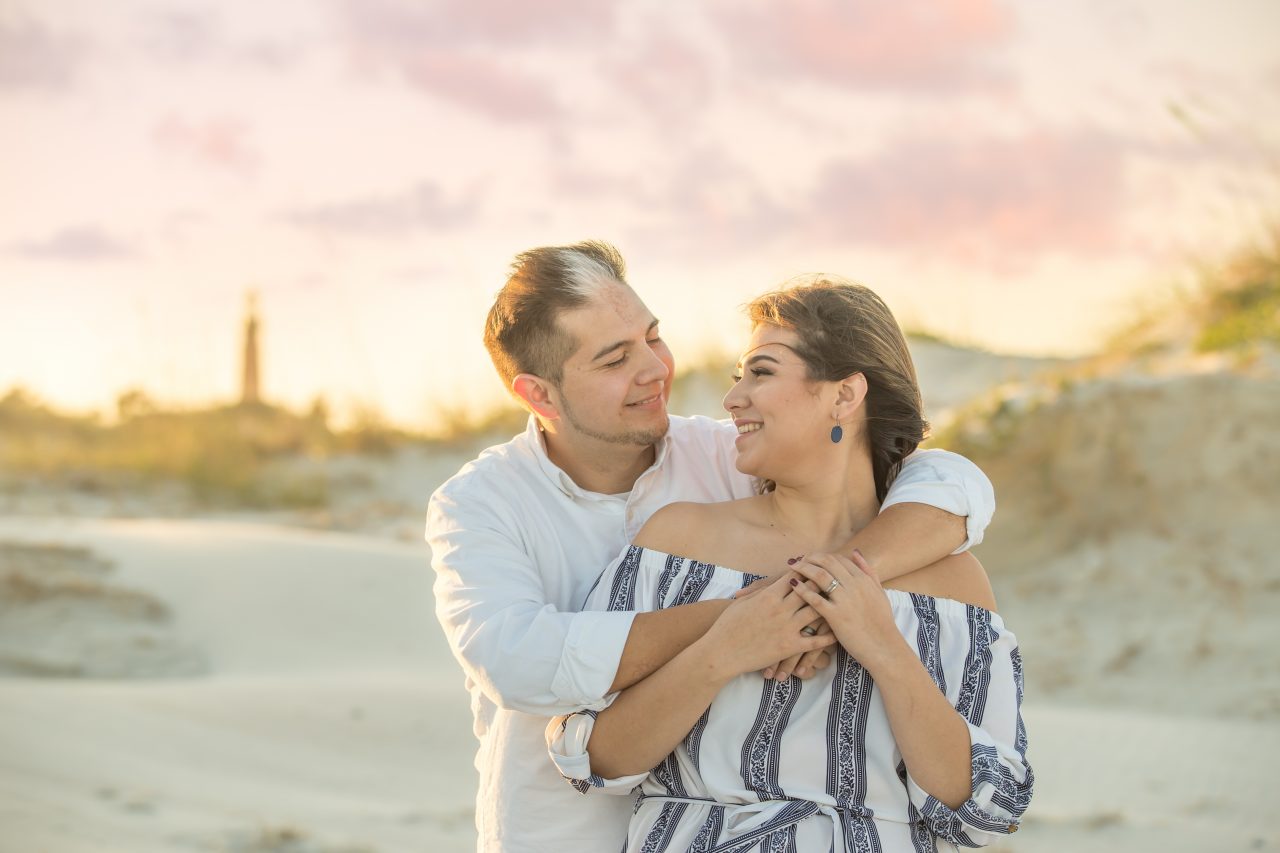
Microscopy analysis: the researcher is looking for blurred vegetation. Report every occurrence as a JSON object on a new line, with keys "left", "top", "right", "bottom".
{"left": 1104, "top": 229, "right": 1280, "bottom": 359}
{"left": 1195, "top": 235, "right": 1280, "bottom": 353}
{"left": 932, "top": 230, "right": 1280, "bottom": 461}
{"left": 0, "top": 390, "right": 421, "bottom": 508}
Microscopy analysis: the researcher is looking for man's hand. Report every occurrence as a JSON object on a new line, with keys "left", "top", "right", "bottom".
{"left": 732, "top": 567, "right": 837, "bottom": 681}
{"left": 700, "top": 573, "right": 834, "bottom": 679}
{"left": 730, "top": 573, "right": 774, "bottom": 600}
{"left": 764, "top": 620, "right": 834, "bottom": 681}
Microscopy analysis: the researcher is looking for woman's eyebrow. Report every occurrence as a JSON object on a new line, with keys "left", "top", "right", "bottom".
{"left": 736, "top": 353, "right": 782, "bottom": 368}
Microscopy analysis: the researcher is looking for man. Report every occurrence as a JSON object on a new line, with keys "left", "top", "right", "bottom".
{"left": 426, "top": 241, "right": 994, "bottom": 852}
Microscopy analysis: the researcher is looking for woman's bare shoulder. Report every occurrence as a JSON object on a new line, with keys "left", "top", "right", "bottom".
{"left": 633, "top": 500, "right": 746, "bottom": 559}
{"left": 884, "top": 551, "right": 999, "bottom": 612}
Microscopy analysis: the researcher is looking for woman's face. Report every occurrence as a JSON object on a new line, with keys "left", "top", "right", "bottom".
{"left": 723, "top": 324, "right": 834, "bottom": 480}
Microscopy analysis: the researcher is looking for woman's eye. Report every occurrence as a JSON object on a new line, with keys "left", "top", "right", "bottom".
{"left": 730, "top": 373, "right": 742, "bottom": 383}
{"left": 751, "top": 368, "right": 771, "bottom": 377}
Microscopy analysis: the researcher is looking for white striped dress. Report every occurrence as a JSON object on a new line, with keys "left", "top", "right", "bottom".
{"left": 547, "top": 546, "right": 1033, "bottom": 852}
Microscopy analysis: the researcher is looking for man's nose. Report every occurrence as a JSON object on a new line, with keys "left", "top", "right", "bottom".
{"left": 638, "top": 346, "right": 670, "bottom": 383}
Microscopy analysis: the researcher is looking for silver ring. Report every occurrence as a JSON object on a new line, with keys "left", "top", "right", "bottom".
{"left": 800, "top": 625, "right": 818, "bottom": 637}
{"left": 823, "top": 579, "right": 840, "bottom": 597}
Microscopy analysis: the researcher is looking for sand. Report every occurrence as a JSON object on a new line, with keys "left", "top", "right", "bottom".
{"left": 3, "top": 514, "right": 1277, "bottom": 852}
{"left": 0, "top": 519, "right": 477, "bottom": 853}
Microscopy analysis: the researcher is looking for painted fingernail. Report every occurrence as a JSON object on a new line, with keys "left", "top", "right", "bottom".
{"left": 789, "top": 578, "right": 799, "bottom": 587}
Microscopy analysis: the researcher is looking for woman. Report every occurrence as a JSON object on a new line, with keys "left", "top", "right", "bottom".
{"left": 546, "top": 278, "right": 1032, "bottom": 851}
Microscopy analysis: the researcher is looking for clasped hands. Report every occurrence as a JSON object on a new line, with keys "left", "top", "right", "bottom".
{"left": 724, "top": 550, "right": 892, "bottom": 682}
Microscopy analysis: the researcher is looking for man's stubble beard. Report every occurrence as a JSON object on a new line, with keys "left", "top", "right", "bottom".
{"left": 558, "top": 392, "right": 670, "bottom": 448}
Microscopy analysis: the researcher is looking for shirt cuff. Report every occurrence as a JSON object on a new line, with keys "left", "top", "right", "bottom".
{"left": 546, "top": 709, "right": 648, "bottom": 796}
{"left": 882, "top": 451, "right": 995, "bottom": 554}
{"left": 549, "top": 609, "right": 638, "bottom": 709}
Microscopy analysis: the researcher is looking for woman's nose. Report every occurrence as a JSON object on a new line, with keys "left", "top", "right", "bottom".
{"left": 722, "top": 381, "right": 744, "bottom": 413}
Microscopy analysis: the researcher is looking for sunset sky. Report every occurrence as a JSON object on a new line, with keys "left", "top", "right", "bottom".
{"left": 3, "top": 0, "right": 1278, "bottom": 428}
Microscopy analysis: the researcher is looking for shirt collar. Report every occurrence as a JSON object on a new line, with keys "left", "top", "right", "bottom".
{"left": 524, "top": 415, "right": 673, "bottom": 500}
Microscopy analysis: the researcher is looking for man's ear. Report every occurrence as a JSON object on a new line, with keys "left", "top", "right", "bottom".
{"left": 834, "top": 372, "right": 869, "bottom": 421}
{"left": 512, "top": 373, "right": 560, "bottom": 422}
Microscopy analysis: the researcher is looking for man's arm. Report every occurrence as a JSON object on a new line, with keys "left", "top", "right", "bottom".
{"left": 840, "top": 447, "right": 996, "bottom": 581}
{"left": 608, "top": 600, "right": 728, "bottom": 692}
{"left": 843, "top": 502, "right": 964, "bottom": 582}
{"left": 427, "top": 481, "right": 731, "bottom": 714}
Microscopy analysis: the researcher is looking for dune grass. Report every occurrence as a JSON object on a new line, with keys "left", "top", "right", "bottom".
{"left": 0, "top": 389, "right": 422, "bottom": 508}
{"left": 1194, "top": 238, "right": 1280, "bottom": 353}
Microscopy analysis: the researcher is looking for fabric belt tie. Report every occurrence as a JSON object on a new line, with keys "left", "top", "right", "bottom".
{"left": 637, "top": 794, "right": 908, "bottom": 853}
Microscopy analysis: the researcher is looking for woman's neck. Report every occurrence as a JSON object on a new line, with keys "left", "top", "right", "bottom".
{"left": 764, "top": 454, "right": 880, "bottom": 553}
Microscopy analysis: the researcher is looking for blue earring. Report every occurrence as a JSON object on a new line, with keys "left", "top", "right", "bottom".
{"left": 830, "top": 424, "right": 843, "bottom": 443}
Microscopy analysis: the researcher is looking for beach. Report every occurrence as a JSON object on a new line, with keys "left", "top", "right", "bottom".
{"left": 2, "top": 511, "right": 1276, "bottom": 852}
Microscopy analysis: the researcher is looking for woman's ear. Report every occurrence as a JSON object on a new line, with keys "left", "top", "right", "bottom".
{"left": 512, "top": 374, "right": 560, "bottom": 423}
{"left": 834, "top": 372, "right": 868, "bottom": 420}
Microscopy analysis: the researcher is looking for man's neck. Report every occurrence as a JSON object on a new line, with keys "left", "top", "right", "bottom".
{"left": 543, "top": 433, "right": 658, "bottom": 495}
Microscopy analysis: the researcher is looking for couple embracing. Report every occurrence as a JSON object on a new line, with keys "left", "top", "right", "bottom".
{"left": 426, "top": 241, "right": 1032, "bottom": 852}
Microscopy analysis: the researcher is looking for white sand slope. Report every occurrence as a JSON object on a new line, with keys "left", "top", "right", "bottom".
{"left": 0, "top": 518, "right": 477, "bottom": 853}
{"left": 3, "top": 517, "right": 1276, "bottom": 852}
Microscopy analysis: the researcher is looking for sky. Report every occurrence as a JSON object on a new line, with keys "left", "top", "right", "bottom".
{"left": 3, "top": 0, "right": 1278, "bottom": 428}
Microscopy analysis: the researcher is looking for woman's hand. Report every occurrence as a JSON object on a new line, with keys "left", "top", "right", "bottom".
{"left": 700, "top": 572, "right": 835, "bottom": 679}
{"left": 787, "top": 550, "right": 906, "bottom": 674}
{"left": 734, "top": 566, "right": 834, "bottom": 682}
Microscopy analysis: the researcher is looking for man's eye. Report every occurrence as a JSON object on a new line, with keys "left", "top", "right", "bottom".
{"left": 730, "top": 373, "right": 742, "bottom": 383}
{"left": 605, "top": 355, "right": 627, "bottom": 368}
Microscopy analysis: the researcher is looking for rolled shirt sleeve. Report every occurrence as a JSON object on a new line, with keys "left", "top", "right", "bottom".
{"left": 546, "top": 707, "right": 649, "bottom": 796}
{"left": 882, "top": 448, "right": 996, "bottom": 553}
{"left": 427, "top": 482, "right": 637, "bottom": 716}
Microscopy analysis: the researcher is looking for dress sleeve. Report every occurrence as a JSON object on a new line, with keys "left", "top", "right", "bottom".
{"left": 426, "top": 482, "right": 638, "bottom": 716}
{"left": 906, "top": 615, "right": 1034, "bottom": 847}
{"left": 882, "top": 448, "right": 996, "bottom": 553}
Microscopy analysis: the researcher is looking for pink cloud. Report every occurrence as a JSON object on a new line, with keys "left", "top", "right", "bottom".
{"left": 283, "top": 181, "right": 478, "bottom": 236}
{"left": 711, "top": 0, "right": 1016, "bottom": 93}
{"left": 153, "top": 115, "right": 259, "bottom": 173}
{"left": 336, "top": 0, "right": 594, "bottom": 121}
{"left": 336, "top": 0, "right": 614, "bottom": 47}
{"left": 11, "top": 225, "right": 136, "bottom": 261}
{"left": 615, "top": 126, "right": 1132, "bottom": 271}
{"left": 606, "top": 28, "right": 715, "bottom": 119}
{"left": 808, "top": 128, "right": 1127, "bottom": 269}
{"left": 0, "top": 18, "right": 89, "bottom": 90}
{"left": 392, "top": 51, "right": 561, "bottom": 121}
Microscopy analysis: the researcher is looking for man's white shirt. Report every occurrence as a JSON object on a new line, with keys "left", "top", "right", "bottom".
{"left": 425, "top": 415, "right": 994, "bottom": 853}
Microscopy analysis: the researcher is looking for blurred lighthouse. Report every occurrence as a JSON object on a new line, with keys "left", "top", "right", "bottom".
{"left": 240, "top": 291, "right": 261, "bottom": 405}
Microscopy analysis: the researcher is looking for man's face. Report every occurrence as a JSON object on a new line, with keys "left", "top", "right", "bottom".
{"left": 551, "top": 282, "right": 675, "bottom": 447}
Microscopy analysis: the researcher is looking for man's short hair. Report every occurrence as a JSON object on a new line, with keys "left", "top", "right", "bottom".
{"left": 484, "top": 240, "right": 627, "bottom": 389}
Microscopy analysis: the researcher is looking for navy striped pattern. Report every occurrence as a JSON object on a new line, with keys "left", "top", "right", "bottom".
{"left": 553, "top": 548, "right": 1033, "bottom": 851}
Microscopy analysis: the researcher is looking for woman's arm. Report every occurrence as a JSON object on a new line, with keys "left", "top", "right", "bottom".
{"left": 790, "top": 552, "right": 1032, "bottom": 842}
{"left": 585, "top": 572, "right": 833, "bottom": 778}
{"left": 789, "top": 552, "right": 981, "bottom": 808}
